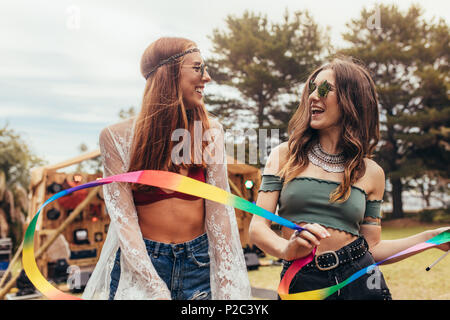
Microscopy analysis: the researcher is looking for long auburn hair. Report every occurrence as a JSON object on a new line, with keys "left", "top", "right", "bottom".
{"left": 279, "top": 57, "right": 380, "bottom": 202}
{"left": 128, "top": 37, "right": 211, "bottom": 191}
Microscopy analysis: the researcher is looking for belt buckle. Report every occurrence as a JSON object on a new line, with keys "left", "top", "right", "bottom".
{"left": 315, "top": 250, "right": 339, "bottom": 271}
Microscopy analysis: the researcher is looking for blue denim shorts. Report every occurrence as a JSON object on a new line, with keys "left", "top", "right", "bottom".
{"left": 109, "top": 233, "right": 211, "bottom": 300}
{"left": 280, "top": 237, "right": 392, "bottom": 300}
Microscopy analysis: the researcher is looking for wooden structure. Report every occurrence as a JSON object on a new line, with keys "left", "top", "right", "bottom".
{"left": 227, "top": 158, "right": 261, "bottom": 247}
{"left": 28, "top": 150, "right": 107, "bottom": 280}
{"left": 27, "top": 150, "right": 260, "bottom": 279}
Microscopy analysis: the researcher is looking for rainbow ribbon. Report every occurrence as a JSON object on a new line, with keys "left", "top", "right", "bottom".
{"left": 278, "top": 231, "right": 450, "bottom": 299}
{"left": 23, "top": 170, "right": 305, "bottom": 300}
{"left": 22, "top": 170, "right": 449, "bottom": 300}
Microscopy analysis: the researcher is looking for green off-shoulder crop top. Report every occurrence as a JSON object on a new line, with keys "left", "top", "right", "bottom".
{"left": 258, "top": 175, "right": 382, "bottom": 236}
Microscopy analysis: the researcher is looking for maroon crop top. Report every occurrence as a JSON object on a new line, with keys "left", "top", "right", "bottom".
{"left": 132, "top": 167, "right": 206, "bottom": 206}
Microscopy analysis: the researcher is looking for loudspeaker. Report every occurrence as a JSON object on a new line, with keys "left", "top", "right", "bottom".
{"left": 47, "top": 259, "right": 69, "bottom": 283}
{"left": 16, "top": 270, "right": 36, "bottom": 296}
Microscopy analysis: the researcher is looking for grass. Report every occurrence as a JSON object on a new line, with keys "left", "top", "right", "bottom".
{"left": 379, "top": 225, "right": 450, "bottom": 300}
{"left": 5, "top": 222, "right": 448, "bottom": 300}
{"left": 248, "top": 223, "right": 450, "bottom": 300}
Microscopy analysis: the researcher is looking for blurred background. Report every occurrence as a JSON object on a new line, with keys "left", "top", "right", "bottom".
{"left": 0, "top": 0, "right": 449, "bottom": 299}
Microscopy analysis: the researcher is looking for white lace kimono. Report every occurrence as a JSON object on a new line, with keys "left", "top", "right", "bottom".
{"left": 82, "top": 117, "right": 251, "bottom": 300}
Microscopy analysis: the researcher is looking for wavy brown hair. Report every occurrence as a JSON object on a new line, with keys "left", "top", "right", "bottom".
{"left": 128, "top": 37, "right": 211, "bottom": 191}
{"left": 279, "top": 57, "right": 380, "bottom": 202}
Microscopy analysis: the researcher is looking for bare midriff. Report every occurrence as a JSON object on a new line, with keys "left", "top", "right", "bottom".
{"left": 135, "top": 167, "right": 205, "bottom": 244}
{"left": 282, "top": 223, "right": 358, "bottom": 255}
{"left": 136, "top": 197, "right": 205, "bottom": 244}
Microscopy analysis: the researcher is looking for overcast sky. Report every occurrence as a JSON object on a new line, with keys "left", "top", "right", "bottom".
{"left": 1, "top": 0, "right": 449, "bottom": 166}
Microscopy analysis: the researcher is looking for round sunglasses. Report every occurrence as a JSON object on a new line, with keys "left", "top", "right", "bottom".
{"left": 183, "top": 63, "right": 208, "bottom": 78}
{"left": 308, "top": 80, "right": 333, "bottom": 98}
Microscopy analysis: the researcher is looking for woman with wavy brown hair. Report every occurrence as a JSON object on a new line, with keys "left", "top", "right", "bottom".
{"left": 82, "top": 37, "right": 251, "bottom": 300}
{"left": 249, "top": 57, "right": 449, "bottom": 300}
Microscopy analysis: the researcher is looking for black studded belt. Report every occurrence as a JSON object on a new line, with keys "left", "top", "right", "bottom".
{"left": 302, "top": 237, "right": 369, "bottom": 271}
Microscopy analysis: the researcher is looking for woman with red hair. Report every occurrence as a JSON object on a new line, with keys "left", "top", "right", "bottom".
{"left": 83, "top": 37, "right": 250, "bottom": 300}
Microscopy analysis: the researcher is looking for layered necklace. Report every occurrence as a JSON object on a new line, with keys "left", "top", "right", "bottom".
{"left": 307, "top": 141, "right": 346, "bottom": 173}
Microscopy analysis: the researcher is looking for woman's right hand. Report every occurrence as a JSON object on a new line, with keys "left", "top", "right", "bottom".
{"left": 281, "top": 223, "right": 331, "bottom": 261}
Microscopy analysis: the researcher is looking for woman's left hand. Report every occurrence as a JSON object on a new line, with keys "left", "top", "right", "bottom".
{"left": 428, "top": 227, "right": 450, "bottom": 251}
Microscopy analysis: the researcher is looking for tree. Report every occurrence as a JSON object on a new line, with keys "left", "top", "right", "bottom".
{"left": 72, "top": 106, "right": 138, "bottom": 174}
{"left": 339, "top": 4, "right": 449, "bottom": 218}
{"left": 74, "top": 143, "right": 102, "bottom": 174}
{"left": 118, "top": 106, "right": 137, "bottom": 120}
{"left": 0, "top": 124, "right": 45, "bottom": 189}
{"left": 407, "top": 173, "right": 449, "bottom": 209}
{"left": 0, "top": 124, "right": 45, "bottom": 250}
{"left": 206, "top": 9, "right": 331, "bottom": 135}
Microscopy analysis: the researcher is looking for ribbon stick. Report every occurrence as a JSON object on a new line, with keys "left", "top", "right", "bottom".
{"left": 278, "top": 230, "right": 450, "bottom": 300}
{"left": 22, "top": 170, "right": 449, "bottom": 300}
{"left": 23, "top": 170, "right": 305, "bottom": 300}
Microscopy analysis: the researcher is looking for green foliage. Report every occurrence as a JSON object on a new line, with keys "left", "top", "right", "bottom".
{"left": 0, "top": 123, "right": 46, "bottom": 189}
{"left": 206, "top": 9, "right": 331, "bottom": 133}
{"left": 0, "top": 124, "right": 45, "bottom": 249}
{"left": 339, "top": 4, "right": 450, "bottom": 217}
{"left": 419, "top": 208, "right": 450, "bottom": 224}
{"left": 419, "top": 209, "right": 436, "bottom": 223}
{"left": 74, "top": 143, "right": 102, "bottom": 174}
{"left": 118, "top": 106, "right": 137, "bottom": 120}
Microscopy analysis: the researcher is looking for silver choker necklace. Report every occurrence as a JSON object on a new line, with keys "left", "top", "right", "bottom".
{"left": 307, "top": 141, "right": 345, "bottom": 173}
